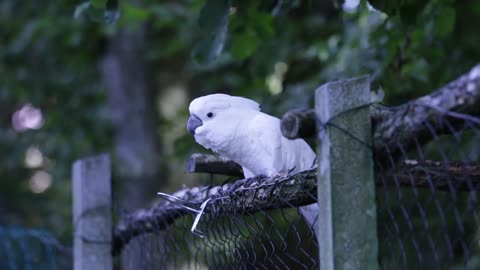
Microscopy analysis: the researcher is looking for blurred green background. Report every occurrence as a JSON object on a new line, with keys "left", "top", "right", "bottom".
{"left": 1, "top": 0, "right": 480, "bottom": 269}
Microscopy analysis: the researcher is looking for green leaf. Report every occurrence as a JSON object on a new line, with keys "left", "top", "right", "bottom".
{"left": 192, "top": 25, "right": 228, "bottom": 65}
{"left": 198, "top": 0, "right": 230, "bottom": 31}
{"left": 91, "top": 0, "right": 107, "bottom": 9}
{"left": 434, "top": 6, "right": 455, "bottom": 37}
{"left": 192, "top": 0, "right": 231, "bottom": 65}
{"left": 230, "top": 31, "right": 260, "bottom": 60}
{"left": 367, "top": 0, "right": 396, "bottom": 15}
{"left": 73, "top": 0, "right": 120, "bottom": 24}
{"left": 250, "top": 11, "right": 274, "bottom": 37}
{"left": 123, "top": 3, "right": 149, "bottom": 22}
{"left": 399, "top": 1, "right": 429, "bottom": 25}
{"left": 73, "top": 2, "right": 92, "bottom": 20}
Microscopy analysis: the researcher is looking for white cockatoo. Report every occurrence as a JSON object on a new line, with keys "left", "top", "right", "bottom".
{"left": 187, "top": 93, "right": 319, "bottom": 230}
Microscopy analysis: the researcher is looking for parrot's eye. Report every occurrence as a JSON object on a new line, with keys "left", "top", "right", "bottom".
{"left": 207, "top": 112, "right": 214, "bottom": 118}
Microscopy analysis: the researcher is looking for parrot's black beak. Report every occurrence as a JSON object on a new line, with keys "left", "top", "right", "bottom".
{"left": 187, "top": 114, "right": 203, "bottom": 135}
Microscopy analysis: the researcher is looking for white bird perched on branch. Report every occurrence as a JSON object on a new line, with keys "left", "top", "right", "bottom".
{"left": 187, "top": 93, "right": 319, "bottom": 232}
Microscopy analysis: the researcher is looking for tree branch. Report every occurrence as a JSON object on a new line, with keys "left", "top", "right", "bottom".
{"left": 112, "top": 170, "right": 316, "bottom": 256}
{"left": 280, "top": 64, "right": 480, "bottom": 156}
{"left": 379, "top": 160, "right": 480, "bottom": 191}
{"left": 185, "top": 153, "right": 244, "bottom": 177}
{"left": 280, "top": 109, "right": 317, "bottom": 139}
{"left": 372, "top": 64, "right": 480, "bottom": 157}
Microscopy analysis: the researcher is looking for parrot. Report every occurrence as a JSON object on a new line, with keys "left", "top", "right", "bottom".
{"left": 187, "top": 93, "right": 319, "bottom": 232}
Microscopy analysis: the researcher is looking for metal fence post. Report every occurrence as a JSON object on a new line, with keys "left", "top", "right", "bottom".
{"left": 73, "top": 154, "right": 112, "bottom": 270}
{"left": 315, "top": 76, "right": 379, "bottom": 270}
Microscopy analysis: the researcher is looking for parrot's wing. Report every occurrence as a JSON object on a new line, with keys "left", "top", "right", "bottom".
{"left": 282, "top": 138, "right": 317, "bottom": 173}
{"left": 247, "top": 113, "right": 285, "bottom": 175}
{"left": 250, "top": 113, "right": 319, "bottom": 235}
{"left": 242, "top": 167, "right": 256, "bottom": 178}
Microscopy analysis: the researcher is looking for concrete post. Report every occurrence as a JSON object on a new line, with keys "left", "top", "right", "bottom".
{"left": 315, "top": 76, "right": 379, "bottom": 270}
{"left": 73, "top": 154, "right": 112, "bottom": 270}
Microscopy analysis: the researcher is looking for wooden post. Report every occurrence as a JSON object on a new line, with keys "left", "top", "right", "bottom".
{"left": 73, "top": 154, "right": 112, "bottom": 270}
{"left": 316, "top": 76, "right": 379, "bottom": 270}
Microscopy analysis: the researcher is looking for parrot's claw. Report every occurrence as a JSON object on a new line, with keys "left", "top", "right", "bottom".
{"left": 255, "top": 174, "right": 268, "bottom": 179}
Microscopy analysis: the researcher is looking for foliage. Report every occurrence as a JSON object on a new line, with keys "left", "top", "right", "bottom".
{"left": 1, "top": 0, "right": 480, "bottom": 266}
{"left": 0, "top": 1, "right": 111, "bottom": 242}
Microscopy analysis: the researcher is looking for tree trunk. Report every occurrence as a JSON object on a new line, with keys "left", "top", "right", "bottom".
{"left": 99, "top": 26, "right": 164, "bottom": 269}
{"left": 100, "top": 28, "right": 164, "bottom": 211}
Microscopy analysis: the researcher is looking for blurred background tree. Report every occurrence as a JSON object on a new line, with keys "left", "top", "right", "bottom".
{"left": 1, "top": 0, "right": 480, "bottom": 268}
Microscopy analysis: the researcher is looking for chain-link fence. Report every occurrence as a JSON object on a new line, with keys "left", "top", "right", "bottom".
{"left": 120, "top": 208, "right": 318, "bottom": 269}
{"left": 376, "top": 110, "right": 480, "bottom": 269}
{"left": 114, "top": 169, "right": 320, "bottom": 270}
{"left": 0, "top": 226, "right": 71, "bottom": 270}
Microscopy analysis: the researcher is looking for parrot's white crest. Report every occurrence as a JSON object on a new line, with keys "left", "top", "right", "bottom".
{"left": 187, "top": 93, "right": 319, "bottom": 232}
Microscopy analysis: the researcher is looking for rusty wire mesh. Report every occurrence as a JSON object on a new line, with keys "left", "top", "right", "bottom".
{"left": 120, "top": 208, "right": 318, "bottom": 269}
{"left": 375, "top": 108, "right": 480, "bottom": 270}
{"left": 116, "top": 168, "right": 319, "bottom": 270}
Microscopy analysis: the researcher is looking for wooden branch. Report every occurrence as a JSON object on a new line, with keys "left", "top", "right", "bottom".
{"left": 280, "top": 64, "right": 480, "bottom": 155}
{"left": 113, "top": 159, "right": 480, "bottom": 255}
{"left": 281, "top": 109, "right": 317, "bottom": 139}
{"left": 185, "top": 153, "right": 243, "bottom": 177}
{"left": 379, "top": 160, "right": 480, "bottom": 190}
{"left": 373, "top": 64, "right": 480, "bottom": 156}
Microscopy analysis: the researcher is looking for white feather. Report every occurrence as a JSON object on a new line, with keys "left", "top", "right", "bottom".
{"left": 188, "top": 93, "right": 318, "bottom": 232}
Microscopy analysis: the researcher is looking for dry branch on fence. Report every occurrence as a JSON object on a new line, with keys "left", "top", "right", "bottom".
{"left": 112, "top": 169, "right": 316, "bottom": 255}
{"left": 373, "top": 64, "right": 480, "bottom": 157}
{"left": 281, "top": 109, "right": 317, "bottom": 140}
{"left": 185, "top": 154, "right": 243, "bottom": 176}
{"left": 281, "top": 64, "right": 480, "bottom": 158}
{"left": 380, "top": 160, "right": 480, "bottom": 191}
{"left": 113, "top": 158, "right": 480, "bottom": 255}
{"left": 186, "top": 153, "right": 244, "bottom": 177}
